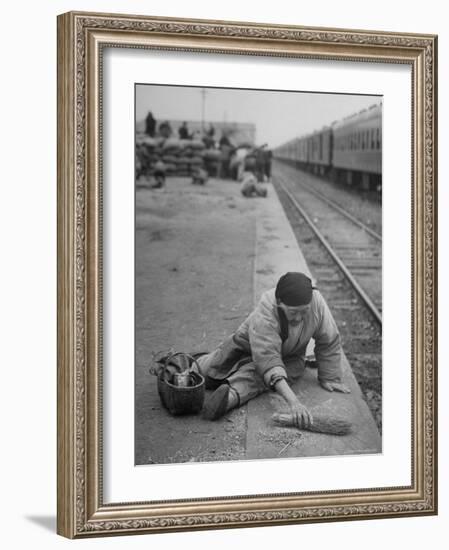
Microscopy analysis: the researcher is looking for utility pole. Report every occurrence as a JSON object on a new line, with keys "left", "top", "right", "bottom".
{"left": 201, "top": 88, "right": 207, "bottom": 133}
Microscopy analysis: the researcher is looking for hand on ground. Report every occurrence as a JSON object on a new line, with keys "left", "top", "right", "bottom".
{"left": 320, "top": 381, "right": 351, "bottom": 393}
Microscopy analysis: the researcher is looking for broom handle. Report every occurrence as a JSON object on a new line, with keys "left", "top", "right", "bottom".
{"left": 272, "top": 412, "right": 352, "bottom": 435}
{"left": 273, "top": 413, "right": 298, "bottom": 427}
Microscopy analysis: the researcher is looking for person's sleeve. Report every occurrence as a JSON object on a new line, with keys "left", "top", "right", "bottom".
{"left": 248, "top": 313, "right": 287, "bottom": 389}
{"left": 313, "top": 294, "right": 342, "bottom": 383}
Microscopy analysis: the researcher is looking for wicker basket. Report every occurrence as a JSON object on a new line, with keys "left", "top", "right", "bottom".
{"left": 157, "top": 371, "right": 205, "bottom": 416}
{"left": 154, "top": 352, "right": 205, "bottom": 416}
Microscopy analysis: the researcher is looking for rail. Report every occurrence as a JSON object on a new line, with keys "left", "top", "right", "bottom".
{"left": 276, "top": 178, "right": 382, "bottom": 327}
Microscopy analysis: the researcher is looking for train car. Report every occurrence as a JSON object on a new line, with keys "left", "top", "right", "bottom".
{"left": 305, "top": 126, "right": 333, "bottom": 175}
{"left": 289, "top": 136, "right": 304, "bottom": 166}
{"left": 274, "top": 102, "right": 382, "bottom": 192}
{"left": 297, "top": 135, "right": 308, "bottom": 164}
{"left": 332, "top": 104, "right": 382, "bottom": 190}
{"left": 275, "top": 136, "right": 298, "bottom": 166}
{"left": 274, "top": 126, "right": 333, "bottom": 175}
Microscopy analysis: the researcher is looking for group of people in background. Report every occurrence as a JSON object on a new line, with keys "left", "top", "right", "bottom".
{"left": 142, "top": 111, "right": 272, "bottom": 197}
{"left": 145, "top": 112, "right": 216, "bottom": 144}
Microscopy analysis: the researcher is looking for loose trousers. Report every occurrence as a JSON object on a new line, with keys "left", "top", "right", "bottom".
{"left": 196, "top": 353, "right": 306, "bottom": 406}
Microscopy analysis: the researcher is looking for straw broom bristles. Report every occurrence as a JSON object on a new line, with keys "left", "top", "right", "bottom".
{"left": 272, "top": 412, "right": 352, "bottom": 436}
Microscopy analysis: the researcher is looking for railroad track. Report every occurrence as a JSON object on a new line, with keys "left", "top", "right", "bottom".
{"left": 272, "top": 164, "right": 383, "bottom": 430}
{"left": 274, "top": 169, "right": 382, "bottom": 328}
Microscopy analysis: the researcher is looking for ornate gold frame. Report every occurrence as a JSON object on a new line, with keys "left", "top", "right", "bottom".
{"left": 57, "top": 11, "right": 438, "bottom": 538}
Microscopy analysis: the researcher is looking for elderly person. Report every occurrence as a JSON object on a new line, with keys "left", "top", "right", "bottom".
{"left": 196, "top": 272, "right": 350, "bottom": 425}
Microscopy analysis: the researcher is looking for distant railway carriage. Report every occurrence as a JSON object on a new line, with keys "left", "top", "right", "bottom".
{"left": 307, "top": 126, "right": 333, "bottom": 174}
{"left": 332, "top": 104, "right": 382, "bottom": 189}
{"left": 297, "top": 137, "right": 308, "bottom": 164}
{"left": 274, "top": 103, "right": 382, "bottom": 191}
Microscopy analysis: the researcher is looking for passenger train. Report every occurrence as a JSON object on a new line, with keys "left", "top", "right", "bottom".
{"left": 274, "top": 103, "right": 382, "bottom": 191}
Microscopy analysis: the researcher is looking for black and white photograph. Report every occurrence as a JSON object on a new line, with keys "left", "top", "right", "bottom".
{"left": 2, "top": 0, "right": 444, "bottom": 543}
{"left": 135, "top": 84, "right": 383, "bottom": 466}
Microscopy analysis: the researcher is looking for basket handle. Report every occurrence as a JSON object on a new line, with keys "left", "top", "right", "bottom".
{"left": 149, "top": 352, "right": 201, "bottom": 377}
{"left": 163, "top": 352, "right": 201, "bottom": 372}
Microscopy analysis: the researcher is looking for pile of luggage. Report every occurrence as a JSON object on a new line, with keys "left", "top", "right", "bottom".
{"left": 136, "top": 134, "right": 223, "bottom": 179}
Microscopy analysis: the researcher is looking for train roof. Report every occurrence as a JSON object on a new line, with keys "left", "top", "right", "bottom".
{"left": 311, "top": 125, "right": 332, "bottom": 136}
{"left": 332, "top": 103, "right": 382, "bottom": 130}
{"left": 278, "top": 124, "right": 331, "bottom": 147}
{"left": 275, "top": 103, "right": 382, "bottom": 150}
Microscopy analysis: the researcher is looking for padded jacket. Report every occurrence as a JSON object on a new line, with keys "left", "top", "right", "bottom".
{"left": 205, "top": 288, "right": 342, "bottom": 388}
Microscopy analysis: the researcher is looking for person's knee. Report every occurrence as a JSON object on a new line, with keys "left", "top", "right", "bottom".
{"left": 228, "top": 386, "right": 240, "bottom": 409}
{"left": 230, "top": 383, "right": 266, "bottom": 407}
{"left": 194, "top": 353, "right": 214, "bottom": 376}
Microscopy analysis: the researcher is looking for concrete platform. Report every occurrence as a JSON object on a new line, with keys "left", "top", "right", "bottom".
{"left": 247, "top": 182, "right": 381, "bottom": 458}
{"left": 135, "top": 176, "right": 255, "bottom": 465}
{"left": 135, "top": 175, "right": 381, "bottom": 465}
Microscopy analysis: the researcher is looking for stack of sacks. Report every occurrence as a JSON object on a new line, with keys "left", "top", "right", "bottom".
{"left": 136, "top": 133, "right": 223, "bottom": 178}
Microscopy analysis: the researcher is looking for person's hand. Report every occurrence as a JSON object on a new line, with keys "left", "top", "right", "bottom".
{"left": 320, "top": 380, "right": 351, "bottom": 393}
{"left": 289, "top": 400, "right": 313, "bottom": 429}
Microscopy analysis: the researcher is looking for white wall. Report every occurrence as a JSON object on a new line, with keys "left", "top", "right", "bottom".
{"left": 0, "top": 0, "right": 446, "bottom": 548}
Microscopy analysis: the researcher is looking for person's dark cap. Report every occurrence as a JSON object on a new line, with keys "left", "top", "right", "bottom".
{"left": 275, "top": 272, "right": 313, "bottom": 306}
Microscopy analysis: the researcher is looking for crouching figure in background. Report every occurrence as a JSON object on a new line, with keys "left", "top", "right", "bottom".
{"left": 240, "top": 171, "right": 267, "bottom": 198}
{"left": 152, "top": 159, "right": 167, "bottom": 189}
{"left": 191, "top": 167, "right": 209, "bottom": 186}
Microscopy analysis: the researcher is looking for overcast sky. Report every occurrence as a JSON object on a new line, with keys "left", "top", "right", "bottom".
{"left": 136, "top": 84, "right": 381, "bottom": 148}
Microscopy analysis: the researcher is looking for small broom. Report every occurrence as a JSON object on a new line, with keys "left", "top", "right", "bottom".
{"left": 272, "top": 412, "right": 352, "bottom": 436}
